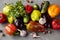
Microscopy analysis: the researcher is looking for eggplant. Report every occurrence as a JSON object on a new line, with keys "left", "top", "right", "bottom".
{"left": 14, "top": 16, "right": 26, "bottom": 30}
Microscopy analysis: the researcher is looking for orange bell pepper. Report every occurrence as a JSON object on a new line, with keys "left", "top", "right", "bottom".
{"left": 48, "top": 4, "right": 60, "bottom": 18}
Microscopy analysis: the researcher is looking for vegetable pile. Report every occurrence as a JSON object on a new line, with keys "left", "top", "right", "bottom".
{"left": 0, "top": 0, "right": 60, "bottom": 37}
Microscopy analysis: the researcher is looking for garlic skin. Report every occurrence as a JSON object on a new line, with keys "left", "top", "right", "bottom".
{"left": 20, "top": 30, "right": 27, "bottom": 37}
{"left": 39, "top": 18, "right": 46, "bottom": 25}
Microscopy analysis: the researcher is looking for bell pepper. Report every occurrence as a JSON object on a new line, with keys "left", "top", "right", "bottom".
{"left": 48, "top": 4, "right": 60, "bottom": 18}
{"left": 26, "top": 21, "right": 45, "bottom": 32}
{"left": 52, "top": 19, "right": 60, "bottom": 30}
{"left": 5, "top": 24, "right": 17, "bottom": 35}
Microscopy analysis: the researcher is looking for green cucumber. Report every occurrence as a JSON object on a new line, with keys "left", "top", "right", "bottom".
{"left": 41, "top": 1, "right": 50, "bottom": 14}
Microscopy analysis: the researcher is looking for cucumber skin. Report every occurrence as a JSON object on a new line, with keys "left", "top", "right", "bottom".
{"left": 41, "top": 1, "right": 50, "bottom": 14}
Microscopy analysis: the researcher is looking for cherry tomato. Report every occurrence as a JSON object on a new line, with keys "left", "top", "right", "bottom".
{"left": 5, "top": 24, "right": 17, "bottom": 35}
{"left": 0, "top": 13, "right": 6, "bottom": 23}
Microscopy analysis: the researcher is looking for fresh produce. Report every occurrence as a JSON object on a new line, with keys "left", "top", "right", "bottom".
{"left": 23, "top": 15, "right": 29, "bottom": 23}
{"left": 13, "top": 30, "right": 20, "bottom": 36}
{"left": 0, "top": 13, "right": 6, "bottom": 23}
{"left": 25, "top": 5, "right": 33, "bottom": 14}
{"left": 1, "top": 0, "right": 60, "bottom": 37}
{"left": 20, "top": 30, "right": 27, "bottom": 37}
{"left": 33, "top": 4, "right": 39, "bottom": 9}
{"left": 31, "top": 32, "right": 40, "bottom": 38}
{"left": 52, "top": 19, "right": 60, "bottom": 30}
{"left": 31, "top": 10, "right": 41, "bottom": 21}
{"left": 41, "top": 13, "right": 53, "bottom": 28}
{"left": 14, "top": 17, "right": 26, "bottom": 30}
{"left": 39, "top": 18, "right": 46, "bottom": 25}
{"left": 3, "top": 5, "right": 12, "bottom": 16}
{"left": 41, "top": 1, "right": 53, "bottom": 28}
{"left": 48, "top": 4, "right": 60, "bottom": 18}
{"left": 4, "top": 0, "right": 29, "bottom": 24}
{"left": 17, "top": 29, "right": 27, "bottom": 37}
{"left": 5, "top": 24, "right": 17, "bottom": 35}
{"left": 26, "top": 21, "right": 45, "bottom": 32}
{"left": 16, "top": 1, "right": 26, "bottom": 16}
{"left": 41, "top": 1, "right": 50, "bottom": 14}
{"left": 7, "top": 16, "right": 14, "bottom": 24}
{"left": 41, "top": 2, "right": 44, "bottom": 10}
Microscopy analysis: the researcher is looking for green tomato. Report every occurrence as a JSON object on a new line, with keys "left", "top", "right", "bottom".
{"left": 33, "top": 4, "right": 39, "bottom": 9}
{"left": 31, "top": 10, "right": 41, "bottom": 21}
{"left": 7, "top": 16, "right": 14, "bottom": 24}
{"left": 23, "top": 16, "right": 29, "bottom": 23}
{"left": 3, "top": 5, "right": 12, "bottom": 16}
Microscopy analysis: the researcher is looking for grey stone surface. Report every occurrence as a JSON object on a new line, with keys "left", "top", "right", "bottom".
{"left": 0, "top": 0, "right": 60, "bottom": 40}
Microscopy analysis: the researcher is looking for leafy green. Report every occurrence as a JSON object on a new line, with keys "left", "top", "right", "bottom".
{"left": 6, "top": 0, "right": 29, "bottom": 23}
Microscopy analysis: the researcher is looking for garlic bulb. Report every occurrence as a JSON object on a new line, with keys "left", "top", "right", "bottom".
{"left": 31, "top": 32, "right": 40, "bottom": 38}
{"left": 17, "top": 29, "right": 27, "bottom": 37}
{"left": 20, "top": 30, "right": 27, "bottom": 37}
{"left": 39, "top": 18, "right": 46, "bottom": 25}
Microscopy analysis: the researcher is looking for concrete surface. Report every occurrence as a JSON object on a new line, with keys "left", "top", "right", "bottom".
{"left": 0, "top": 0, "right": 60, "bottom": 40}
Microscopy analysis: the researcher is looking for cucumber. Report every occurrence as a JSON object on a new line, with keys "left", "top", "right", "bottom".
{"left": 41, "top": 1, "right": 50, "bottom": 14}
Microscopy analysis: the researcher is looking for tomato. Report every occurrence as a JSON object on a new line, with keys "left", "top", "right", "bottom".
{"left": 0, "top": 13, "right": 6, "bottom": 23}
{"left": 52, "top": 19, "right": 60, "bottom": 30}
{"left": 5, "top": 24, "right": 17, "bottom": 35}
{"left": 25, "top": 5, "right": 33, "bottom": 14}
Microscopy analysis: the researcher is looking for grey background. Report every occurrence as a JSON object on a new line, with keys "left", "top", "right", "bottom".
{"left": 0, "top": 0, "right": 60, "bottom": 40}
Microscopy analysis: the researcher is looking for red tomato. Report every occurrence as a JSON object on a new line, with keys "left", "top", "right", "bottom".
{"left": 5, "top": 24, "right": 17, "bottom": 35}
{"left": 52, "top": 19, "right": 60, "bottom": 30}
{"left": 0, "top": 13, "right": 6, "bottom": 23}
{"left": 25, "top": 5, "right": 33, "bottom": 14}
